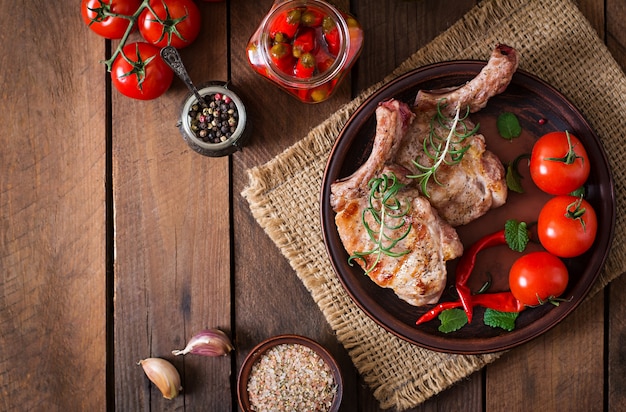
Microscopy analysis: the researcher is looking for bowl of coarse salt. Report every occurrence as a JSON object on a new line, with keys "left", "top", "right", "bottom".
{"left": 237, "top": 334, "right": 343, "bottom": 412}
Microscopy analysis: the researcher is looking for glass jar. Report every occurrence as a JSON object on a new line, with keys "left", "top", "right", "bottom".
{"left": 177, "top": 82, "right": 249, "bottom": 157}
{"left": 246, "top": 0, "right": 363, "bottom": 103}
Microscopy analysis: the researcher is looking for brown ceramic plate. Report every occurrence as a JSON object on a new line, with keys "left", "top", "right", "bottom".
{"left": 320, "top": 61, "right": 615, "bottom": 354}
{"left": 237, "top": 334, "right": 343, "bottom": 411}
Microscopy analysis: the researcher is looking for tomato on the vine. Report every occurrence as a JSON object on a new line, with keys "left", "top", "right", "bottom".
{"left": 81, "top": 0, "right": 141, "bottom": 39}
{"left": 529, "top": 131, "right": 590, "bottom": 195}
{"left": 111, "top": 42, "right": 174, "bottom": 100}
{"left": 138, "top": 0, "right": 202, "bottom": 49}
{"left": 509, "top": 251, "right": 569, "bottom": 306}
{"left": 537, "top": 195, "right": 597, "bottom": 258}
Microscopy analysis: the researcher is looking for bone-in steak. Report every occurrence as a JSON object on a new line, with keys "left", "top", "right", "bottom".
{"left": 330, "top": 45, "right": 519, "bottom": 306}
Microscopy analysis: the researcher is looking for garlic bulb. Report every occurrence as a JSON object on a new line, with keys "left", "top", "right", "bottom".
{"left": 138, "top": 358, "right": 182, "bottom": 400}
{"left": 172, "top": 329, "right": 234, "bottom": 357}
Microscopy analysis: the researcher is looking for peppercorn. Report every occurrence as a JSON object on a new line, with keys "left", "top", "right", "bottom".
{"left": 188, "top": 92, "right": 239, "bottom": 144}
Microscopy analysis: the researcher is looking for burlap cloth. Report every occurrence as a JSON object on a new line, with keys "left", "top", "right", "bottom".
{"left": 242, "top": 0, "right": 626, "bottom": 409}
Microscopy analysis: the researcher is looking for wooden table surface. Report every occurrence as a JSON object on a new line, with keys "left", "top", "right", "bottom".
{"left": 2, "top": 0, "right": 625, "bottom": 410}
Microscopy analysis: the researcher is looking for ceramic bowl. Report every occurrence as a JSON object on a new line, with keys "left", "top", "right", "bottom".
{"left": 237, "top": 334, "right": 343, "bottom": 411}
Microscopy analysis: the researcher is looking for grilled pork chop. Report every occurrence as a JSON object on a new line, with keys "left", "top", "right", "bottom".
{"left": 395, "top": 44, "right": 519, "bottom": 226}
{"left": 330, "top": 100, "right": 463, "bottom": 306}
{"left": 330, "top": 45, "right": 518, "bottom": 306}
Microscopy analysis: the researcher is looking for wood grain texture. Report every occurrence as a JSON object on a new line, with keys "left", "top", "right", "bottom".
{"left": 229, "top": 0, "right": 361, "bottom": 410}
{"left": 607, "top": 0, "right": 626, "bottom": 69}
{"left": 606, "top": 2, "right": 626, "bottom": 405}
{"left": 352, "top": 0, "right": 477, "bottom": 92}
{"left": 609, "top": 276, "right": 626, "bottom": 410}
{"left": 1, "top": 1, "right": 625, "bottom": 411}
{"left": 576, "top": 0, "right": 606, "bottom": 39}
{"left": 0, "top": 0, "right": 107, "bottom": 410}
{"left": 485, "top": 2, "right": 625, "bottom": 412}
{"left": 486, "top": 293, "right": 605, "bottom": 411}
{"left": 350, "top": 1, "right": 480, "bottom": 410}
{"left": 111, "top": 3, "right": 232, "bottom": 410}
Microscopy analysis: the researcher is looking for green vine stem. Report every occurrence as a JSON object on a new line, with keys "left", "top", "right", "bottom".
{"left": 348, "top": 173, "right": 412, "bottom": 274}
{"left": 566, "top": 195, "right": 588, "bottom": 231}
{"left": 545, "top": 130, "right": 584, "bottom": 165}
{"left": 86, "top": 0, "right": 162, "bottom": 71}
{"left": 408, "top": 99, "right": 479, "bottom": 197}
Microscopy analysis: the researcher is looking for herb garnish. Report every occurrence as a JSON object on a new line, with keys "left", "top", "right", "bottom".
{"left": 438, "top": 308, "right": 467, "bottom": 333}
{"left": 483, "top": 308, "right": 519, "bottom": 331}
{"left": 504, "top": 219, "right": 530, "bottom": 252}
{"left": 432, "top": 219, "right": 530, "bottom": 333}
{"left": 438, "top": 307, "right": 519, "bottom": 332}
{"left": 496, "top": 112, "right": 522, "bottom": 139}
{"left": 409, "top": 99, "right": 478, "bottom": 197}
{"left": 348, "top": 173, "right": 411, "bottom": 274}
{"left": 505, "top": 153, "right": 530, "bottom": 193}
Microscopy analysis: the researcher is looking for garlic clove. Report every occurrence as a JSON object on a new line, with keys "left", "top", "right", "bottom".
{"left": 172, "top": 328, "right": 234, "bottom": 357}
{"left": 138, "top": 357, "right": 182, "bottom": 400}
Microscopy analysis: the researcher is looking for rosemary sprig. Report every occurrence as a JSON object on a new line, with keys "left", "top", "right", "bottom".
{"left": 408, "top": 99, "right": 479, "bottom": 197}
{"left": 348, "top": 173, "right": 411, "bottom": 274}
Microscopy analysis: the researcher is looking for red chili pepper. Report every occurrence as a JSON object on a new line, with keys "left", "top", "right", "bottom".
{"left": 300, "top": 8, "right": 324, "bottom": 27}
{"left": 292, "top": 27, "right": 317, "bottom": 58}
{"left": 416, "top": 292, "right": 524, "bottom": 325}
{"left": 322, "top": 16, "right": 340, "bottom": 56}
{"left": 416, "top": 301, "right": 464, "bottom": 325}
{"left": 294, "top": 52, "right": 316, "bottom": 78}
{"left": 455, "top": 229, "right": 507, "bottom": 323}
{"left": 269, "top": 42, "right": 296, "bottom": 74}
{"left": 269, "top": 9, "right": 302, "bottom": 41}
{"left": 315, "top": 49, "right": 335, "bottom": 73}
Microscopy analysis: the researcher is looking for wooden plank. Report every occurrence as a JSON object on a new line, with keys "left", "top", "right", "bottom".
{"left": 351, "top": 1, "right": 480, "bottom": 410}
{"left": 607, "top": 0, "right": 626, "bottom": 69}
{"left": 0, "top": 1, "right": 106, "bottom": 410}
{"left": 609, "top": 277, "right": 626, "bottom": 410}
{"left": 229, "top": 0, "right": 361, "bottom": 409}
{"left": 352, "top": 0, "right": 477, "bottom": 93}
{"left": 605, "top": 2, "right": 626, "bottom": 410}
{"left": 111, "top": 3, "right": 231, "bottom": 410}
{"left": 576, "top": 0, "right": 606, "bottom": 39}
{"left": 486, "top": 2, "right": 622, "bottom": 411}
{"left": 486, "top": 292, "right": 604, "bottom": 410}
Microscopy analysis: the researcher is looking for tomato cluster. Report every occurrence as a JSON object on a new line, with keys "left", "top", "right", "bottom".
{"left": 81, "top": 0, "right": 204, "bottom": 100}
{"left": 529, "top": 130, "right": 597, "bottom": 258}
{"left": 509, "top": 130, "right": 596, "bottom": 306}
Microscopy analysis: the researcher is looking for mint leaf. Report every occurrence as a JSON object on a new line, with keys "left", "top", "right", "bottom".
{"left": 438, "top": 308, "right": 468, "bottom": 333}
{"left": 505, "top": 153, "right": 529, "bottom": 194}
{"left": 506, "top": 162, "right": 524, "bottom": 193}
{"left": 497, "top": 112, "right": 522, "bottom": 139}
{"left": 484, "top": 309, "right": 519, "bottom": 331}
{"left": 504, "top": 219, "right": 529, "bottom": 252}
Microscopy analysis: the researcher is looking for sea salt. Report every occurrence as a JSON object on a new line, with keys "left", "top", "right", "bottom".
{"left": 247, "top": 343, "right": 337, "bottom": 411}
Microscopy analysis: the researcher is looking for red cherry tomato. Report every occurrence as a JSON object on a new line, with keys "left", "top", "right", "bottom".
{"left": 537, "top": 195, "right": 597, "bottom": 258}
{"left": 529, "top": 131, "right": 590, "bottom": 195}
{"left": 509, "top": 251, "right": 569, "bottom": 306}
{"left": 138, "top": 0, "right": 202, "bottom": 49}
{"left": 111, "top": 42, "right": 174, "bottom": 100}
{"left": 81, "top": 0, "right": 141, "bottom": 39}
